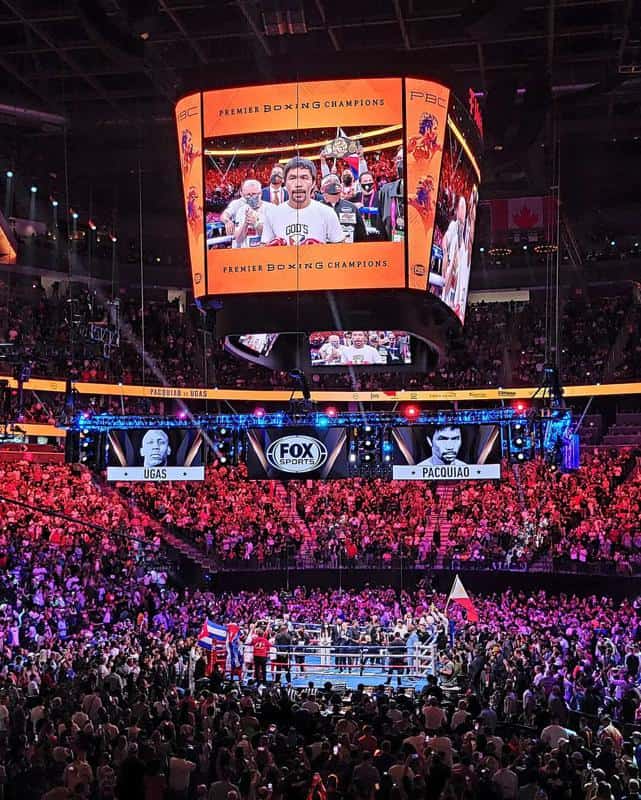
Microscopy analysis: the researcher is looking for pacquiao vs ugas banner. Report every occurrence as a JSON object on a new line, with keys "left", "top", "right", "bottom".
{"left": 107, "top": 428, "right": 205, "bottom": 482}
{"left": 246, "top": 427, "right": 349, "bottom": 480}
{"left": 391, "top": 423, "right": 501, "bottom": 480}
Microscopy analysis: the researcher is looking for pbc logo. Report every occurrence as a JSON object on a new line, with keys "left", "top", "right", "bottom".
{"left": 178, "top": 105, "right": 199, "bottom": 121}
{"left": 266, "top": 435, "right": 328, "bottom": 473}
{"left": 413, "top": 264, "right": 426, "bottom": 276}
{"left": 409, "top": 90, "right": 447, "bottom": 108}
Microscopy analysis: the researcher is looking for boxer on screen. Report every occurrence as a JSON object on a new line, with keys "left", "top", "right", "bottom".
{"left": 261, "top": 157, "right": 344, "bottom": 246}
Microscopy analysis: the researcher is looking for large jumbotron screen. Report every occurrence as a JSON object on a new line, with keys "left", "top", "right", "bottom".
{"left": 176, "top": 77, "right": 481, "bottom": 326}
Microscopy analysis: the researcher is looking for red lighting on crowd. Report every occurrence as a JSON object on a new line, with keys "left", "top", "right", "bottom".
{"left": 403, "top": 404, "right": 419, "bottom": 420}
{"left": 325, "top": 406, "right": 338, "bottom": 418}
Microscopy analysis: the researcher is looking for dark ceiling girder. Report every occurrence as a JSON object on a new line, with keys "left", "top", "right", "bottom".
{"left": 235, "top": 0, "right": 272, "bottom": 57}
{"left": 393, "top": 0, "right": 411, "bottom": 50}
{"left": 2, "top": 21, "right": 622, "bottom": 57}
{"left": 158, "top": 0, "right": 208, "bottom": 63}
{"left": 314, "top": 0, "right": 340, "bottom": 51}
{"left": 0, "top": 51, "right": 57, "bottom": 109}
{"left": 0, "top": 0, "right": 125, "bottom": 115}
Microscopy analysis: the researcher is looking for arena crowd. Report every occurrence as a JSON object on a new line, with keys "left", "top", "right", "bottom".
{"left": 2, "top": 287, "right": 640, "bottom": 398}
{"left": 4, "top": 477, "right": 641, "bottom": 800}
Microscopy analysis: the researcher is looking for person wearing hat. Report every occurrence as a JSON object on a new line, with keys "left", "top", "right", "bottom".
{"left": 320, "top": 174, "right": 367, "bottom": 244}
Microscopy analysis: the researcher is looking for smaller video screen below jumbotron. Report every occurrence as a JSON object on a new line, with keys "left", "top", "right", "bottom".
{"left": 237, "top": 333, "right": 280, "bottom": 357}
{"left": 309, "top": 330, "right": 411, "bottom": 366}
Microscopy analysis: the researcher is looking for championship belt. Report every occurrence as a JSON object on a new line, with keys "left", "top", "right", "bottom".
{"left": 321, "top": 134, "right": 360, "bottom": 159}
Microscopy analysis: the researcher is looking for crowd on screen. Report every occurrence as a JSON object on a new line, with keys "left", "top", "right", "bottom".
{"left": 5, "top": 464, "right": 641, "bottom": 800}
{"left": 204, "top": 151, "right": 399, "bottom": 214}
{"left": 3, "top": 288, "right": 641, "bottom": 397}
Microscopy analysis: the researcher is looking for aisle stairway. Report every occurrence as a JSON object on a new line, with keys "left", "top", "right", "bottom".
{"left": 274, "top": 482, "right": 314, "bottom": 559}
{"left": 94, "top": 473, "right": 215, "bottom": 571}
{"left": 427, "top": 483, "right": 456, "bottom": 565}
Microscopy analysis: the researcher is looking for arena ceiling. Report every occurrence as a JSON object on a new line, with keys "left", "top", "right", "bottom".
{"left": 0, "top": 0, "right": 637, "bottom": 131}
{"left": 0, "top": 0, "right": 639, "bottom": 260}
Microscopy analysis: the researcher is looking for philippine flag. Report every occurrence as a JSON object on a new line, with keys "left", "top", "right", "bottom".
{"left": 345, "top": 154, "right": 361, "bottom": 180}
{"left": 198, "top": 620, "right": 227, "bottom": 650}
{"left": 446, "top": 575, "right": 479, "bottom": 622}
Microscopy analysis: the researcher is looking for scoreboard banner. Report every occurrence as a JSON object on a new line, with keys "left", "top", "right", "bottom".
{"left": 107, "top": 428, "right": 205, "bottom": 482}
{"left": 391, "top": 423, "right": 501, "bottom": 481}
{"left": 246, "top": 426, "right": 349, "bottom": 480}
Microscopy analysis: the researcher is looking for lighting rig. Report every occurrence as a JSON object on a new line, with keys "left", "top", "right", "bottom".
{"left": 67, "top": 406, "right": 574, "bottom": 476}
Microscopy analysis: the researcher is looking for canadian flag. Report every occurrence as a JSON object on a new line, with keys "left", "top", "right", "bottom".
{"left": 446, "top": 575, "right": 479, "bottom": 622}
{"left": 489, "top": 196, "right": 555, "bottom": 237}
{"left": 507, "top": 197, "right": 543, "bottom": 230}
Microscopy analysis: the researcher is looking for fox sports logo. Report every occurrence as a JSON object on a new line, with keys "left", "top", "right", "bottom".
{"left": 266, "top": 435, "right": 328, "bottom": 474}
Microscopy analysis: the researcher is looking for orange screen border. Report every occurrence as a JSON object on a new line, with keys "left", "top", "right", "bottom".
{"left": 176, "top": 78, "right": 482, "bottom": 301}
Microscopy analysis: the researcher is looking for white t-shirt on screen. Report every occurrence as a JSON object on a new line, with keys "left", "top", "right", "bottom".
{"left": 261, "top": 200, "right": 345, "bottom": 245}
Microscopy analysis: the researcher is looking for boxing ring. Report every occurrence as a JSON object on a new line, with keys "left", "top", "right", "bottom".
{"left": 204, "top": 628, "right": 441, "bottom": 691}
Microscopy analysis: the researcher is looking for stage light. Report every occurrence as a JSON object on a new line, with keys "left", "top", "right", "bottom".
{"left": 110, "top": 235, "right": 117, "bottom": 243}
{"left": 515, "top": 402, "right": 526, "bottom": 413}
{"left": 610, "top": 240, "right": 616, "bottom": 246}
{"left": 88, "top": 219, "right": 97, "bottom": 231}
{"left": 219, "top": 456, "right": 227, "bottom": 464}
{"left": 72, "top": 211, "right": 79, "bottom": 220}
{"left": 516, "top": 452, "right": 525, "bottom": 461}
{"left": 479, "top": 246, "right": 485, "bottom": 253}
{"left": 30, "top": 185, "right": 37, "bottom": 193}
{"left": 364, "top": 425, "right": 372, "bottom": 433}
{"left": 349, "top": 453, "right": 357, "bottom": 463}
{"left": 254, "top": 407, "right": 266, "bottom": 418}
{"left": 364, "top": 439, "right": 372, "bottom": 448}
{"left": 522, "top": 244, "right": 527, "bottom": 250}
{"left": 219, "top": 428, "right": 227, "bottom": 435}
{"left": 514, "top": 437, "right": 524, "bottom": 447}
{"left": 177, "top": 411, "right": 187, "bottom": 420}
{"left": 52, "top": 199, "right": 58, "bottom": 207}
{"left": 325, "top": 406, "right": 337, "bottom": 418}
{"left": 384, "top": 454, "right": 391, "bottom": 462}
{"left": 5, "top": 170, "right": 13, "bottom": 178}
{"left": 364, "top": 454, "right": 371, "bottom": 461}
{"left": 404, "top": 405, "right": 419, "bottom": 420}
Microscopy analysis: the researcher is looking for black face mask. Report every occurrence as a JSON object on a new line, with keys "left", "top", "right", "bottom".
{"left": 342, "top": 175, "right": 353, "bottom": 186}
{"left": 270, "top": 175, "right": 282, "bottom": 185}
{"left": 361, "top": 183, "right": 373, "bottom": 191}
